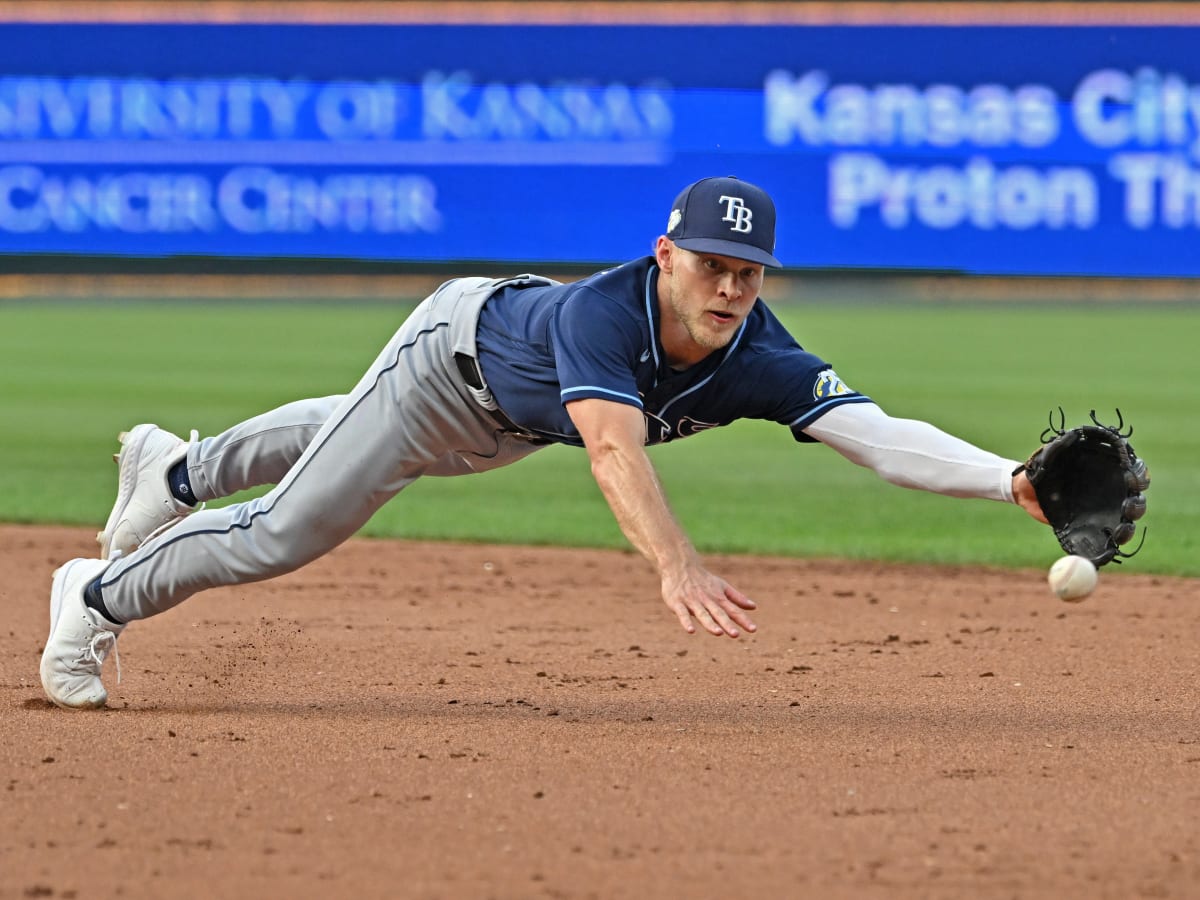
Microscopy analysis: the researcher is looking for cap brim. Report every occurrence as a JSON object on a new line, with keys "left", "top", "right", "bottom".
{"left": 674, "top": 237, "right": 781, "bottom": 268}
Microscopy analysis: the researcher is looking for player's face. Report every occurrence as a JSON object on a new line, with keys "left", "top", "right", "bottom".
{"left": 655, "top": 238, "right": 764, "bottom": 367}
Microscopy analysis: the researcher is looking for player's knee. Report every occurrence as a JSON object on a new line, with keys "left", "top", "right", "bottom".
{"left": 246, "top": 500, "right": 361, "bottom": 568}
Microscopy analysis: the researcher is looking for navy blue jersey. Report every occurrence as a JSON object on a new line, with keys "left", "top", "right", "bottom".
{"left": 475, "top": 256, "right": 871, "bottom": 447}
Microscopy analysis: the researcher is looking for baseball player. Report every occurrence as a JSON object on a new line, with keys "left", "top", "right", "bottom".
{"left": 40, "top": 176, "right": 1049, "bottom": 709}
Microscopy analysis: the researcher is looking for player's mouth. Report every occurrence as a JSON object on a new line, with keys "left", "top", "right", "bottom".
{"left": 707, "top": 310, "right": 736, "bottom": 325}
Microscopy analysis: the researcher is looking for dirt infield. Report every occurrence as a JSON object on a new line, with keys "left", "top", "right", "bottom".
{"left": 2, "top": 525, "right": 1198, "bottom": 900}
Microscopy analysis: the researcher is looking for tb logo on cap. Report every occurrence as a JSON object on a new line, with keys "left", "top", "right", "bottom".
{"left": 718, "top": 195, "right": 753, "bottom": 233}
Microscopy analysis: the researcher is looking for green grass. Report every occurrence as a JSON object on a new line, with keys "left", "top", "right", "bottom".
{"left": 2, "top": 297, "right": 1195, "bottom": 574}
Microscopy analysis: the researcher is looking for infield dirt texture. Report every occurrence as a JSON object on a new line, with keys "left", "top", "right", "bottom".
{"left": 3, "top": 524, "right": 1197, "bottom": 899}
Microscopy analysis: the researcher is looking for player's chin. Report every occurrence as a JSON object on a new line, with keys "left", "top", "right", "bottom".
{"left": 696, "top": 319, "right": 738, "bottom": 348}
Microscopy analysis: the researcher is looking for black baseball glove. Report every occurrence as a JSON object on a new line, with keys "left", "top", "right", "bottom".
{"left": 1015, "top": 409, "right": 1150, "bottom": 566}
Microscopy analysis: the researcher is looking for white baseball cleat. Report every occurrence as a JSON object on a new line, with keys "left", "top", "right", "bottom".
{"left": 97, "top": 424, "right": 200, "bottom": 560}
{"left": 40, "top": 558, "right": 124, "bottom": 710}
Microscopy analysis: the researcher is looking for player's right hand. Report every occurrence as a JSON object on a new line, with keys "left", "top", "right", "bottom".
{"left": 661, "top": 566, "right": 757, "bottom": 638}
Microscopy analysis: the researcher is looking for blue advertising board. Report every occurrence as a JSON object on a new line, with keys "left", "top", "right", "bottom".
{"left": 2, "top": 22, "right": 1200, "bottom": 275}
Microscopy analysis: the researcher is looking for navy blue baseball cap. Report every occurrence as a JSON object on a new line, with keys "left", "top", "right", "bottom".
{"left": 665, "top": 176, "right": 781, "bottom": 268}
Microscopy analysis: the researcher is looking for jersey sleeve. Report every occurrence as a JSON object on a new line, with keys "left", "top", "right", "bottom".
{"left": 747, "top": 348, "right": 874, "bottom": 443}
{"left": 550, "top": 287, "right": 645, "bottom": 410}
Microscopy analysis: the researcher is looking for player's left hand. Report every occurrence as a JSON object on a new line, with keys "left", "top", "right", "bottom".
{"left": 1016, "top": 410, "right": 1150, "bottom": 566}
{"left": 1012, "top": 470, "right": 1049, "bottom": 524}
{"left": 661, "top": 564, "right": 758, "bottom": 638}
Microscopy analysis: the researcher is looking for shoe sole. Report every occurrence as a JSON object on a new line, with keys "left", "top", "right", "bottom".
{"left": 97, "top": 425, "right": 157, "bottom": 560}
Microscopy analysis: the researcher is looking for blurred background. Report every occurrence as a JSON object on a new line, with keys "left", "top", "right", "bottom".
{"left": 5, "top": 0, "right": 1200, "bottom": 294}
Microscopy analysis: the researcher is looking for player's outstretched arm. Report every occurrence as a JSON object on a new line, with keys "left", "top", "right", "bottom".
{"left": 805, "top": 401, "right": 1046, "bottom": 522}
{"left": 566, "top": 398, "right": 757, "bottom": 639}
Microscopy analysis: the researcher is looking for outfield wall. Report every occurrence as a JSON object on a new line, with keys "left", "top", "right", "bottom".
{"left": 3, "top": 2, "right": 1200, "bottom": 277}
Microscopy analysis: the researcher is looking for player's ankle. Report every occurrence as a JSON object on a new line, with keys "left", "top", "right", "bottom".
{"left": 167, "top": 460, "right": 198, "bottom": 507}
{"left": 83, "top": 576, "right": 125, "bottom": 627}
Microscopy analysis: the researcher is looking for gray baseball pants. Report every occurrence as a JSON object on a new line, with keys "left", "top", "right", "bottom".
{"left": 100, "top": 276, "right": 550, "bottom": 624}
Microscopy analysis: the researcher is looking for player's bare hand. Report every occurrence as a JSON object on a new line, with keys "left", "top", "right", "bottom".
{"left": 1012, "top": 471, "right": 1049, "bottom": 524}
{"left": 662, "top": 566, "right": 757, "bottom": 638}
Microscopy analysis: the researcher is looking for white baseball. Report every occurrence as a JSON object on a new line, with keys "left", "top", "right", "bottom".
{"left": 1047, "top": 555, "right": 1098, "bottom": 602}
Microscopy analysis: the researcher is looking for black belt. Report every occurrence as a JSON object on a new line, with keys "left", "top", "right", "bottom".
{"left": 454, "top": 353, "right": 551, "bottom": 444}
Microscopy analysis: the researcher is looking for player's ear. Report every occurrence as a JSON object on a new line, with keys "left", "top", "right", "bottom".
{"left": 654, "top": 236, "right": 675, "bottom": 272}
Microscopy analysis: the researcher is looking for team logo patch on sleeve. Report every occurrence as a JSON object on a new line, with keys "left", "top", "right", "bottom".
{"left": 813, "top": 369, "right": 853, "bottom": 400}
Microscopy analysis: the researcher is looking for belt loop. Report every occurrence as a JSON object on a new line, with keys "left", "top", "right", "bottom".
{"left": 453, "top": 353, "right": 549, "bottom": 445}
{"left": 454, "top": 352, "right": 485, "bottom": 390}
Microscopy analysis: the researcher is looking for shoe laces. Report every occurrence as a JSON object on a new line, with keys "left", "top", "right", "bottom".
{"left": 86, "top": 630, "right": 122, "bottom": 684}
